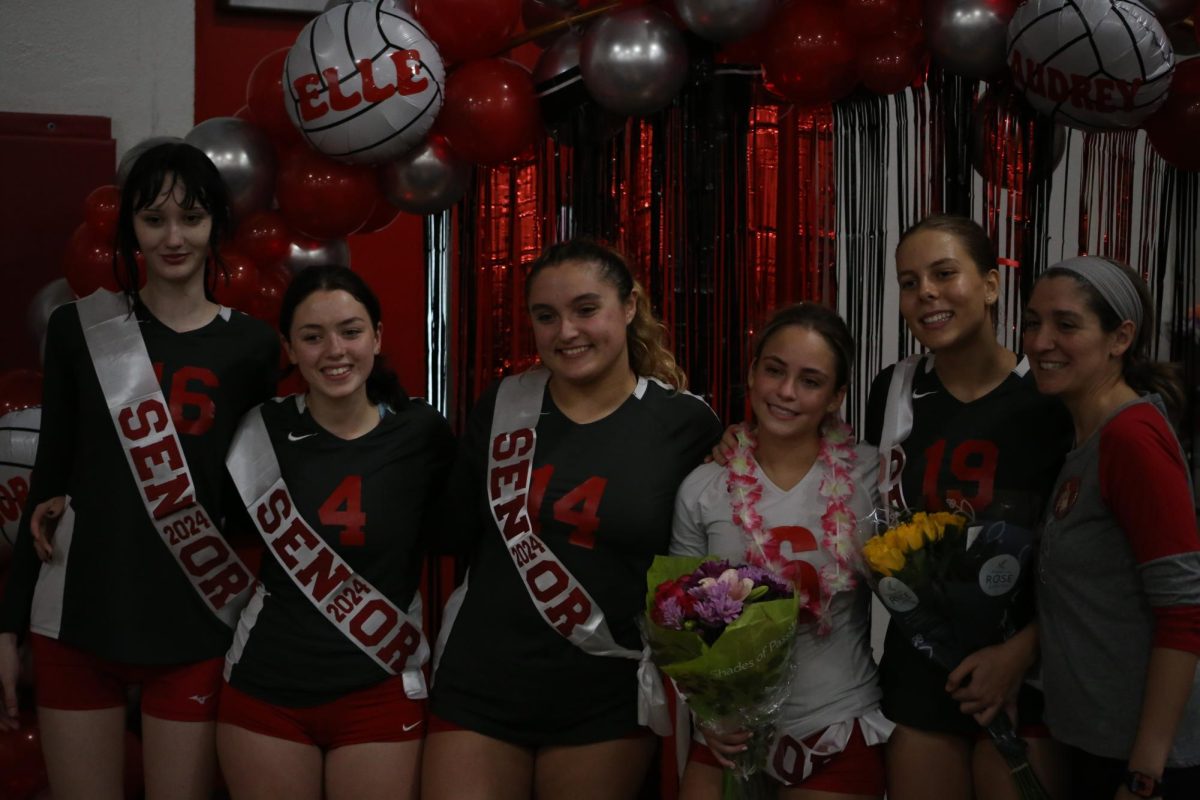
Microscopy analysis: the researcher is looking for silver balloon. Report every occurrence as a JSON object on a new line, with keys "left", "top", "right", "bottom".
{"left": 324, "top": 0, "right": 413, "bottom": 12}
{"left": 284, "top": 237, "right": 352, "bottom": 274}
{"left": 381, "top": 136, "right": 470, "bottom": 214}
{"left": 1142, "top": 0, "right": 1193, "bottom": 23}
{"left": 184, "top": 117, "right": 277, "bottom": 221}
{"left": 28, "top": 278, "right": 75, "bottom": 363}
{"left": 580, "top": 7, "right": 689, "bottom": 116}
{"left": 674, "top": 0, "right": 775, "bottom": 43}
{"left": 0, "top": 407, "right": 40, "bottom": 555}
{"left": 925, "top": 0, "right": 1016, "bottom": 80}
{"left": 116, "top": 135, "right": 184, "bottom": 187}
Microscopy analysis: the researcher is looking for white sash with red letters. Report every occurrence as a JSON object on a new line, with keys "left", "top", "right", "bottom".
{"left": 876, "top": 354, "right": 924, "bottom": 515}
{"left": 484, "top": 367, "right": 670, "bottom": 733}
{"left": 225, "top": 402, "right": 429, "bottom": 699}
{"left": 76, "top": 289, "right": 252, "bottom": 628}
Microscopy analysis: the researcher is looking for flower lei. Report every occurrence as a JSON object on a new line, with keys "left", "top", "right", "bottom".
{"left": 726, "top": 418, "right": 859, "bottom": 635}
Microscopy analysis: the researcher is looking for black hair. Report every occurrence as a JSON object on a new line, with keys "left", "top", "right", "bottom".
{"left": 115, "top": 141, "right": 231, "bottom": 300}
{"left": 1039, "top": 260, "right": 1184, "bottom": 422}
{"left": 525, "top": 238, "right": 688, "bottom": 390}
{"left": 752, "top": 303, "right": 855, "bottom": 390}
{"left": 279, "top": 265, "right": 408, "bottom": 408}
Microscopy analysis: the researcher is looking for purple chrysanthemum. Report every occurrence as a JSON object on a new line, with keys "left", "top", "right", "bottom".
{"left": 694, "top": 559, "right": 732, "bottom": 580}
{"left": 657, "top": 596, "right": 686, "bottom": 629}
{"left": 694, "top": 591, "right": 744, "bottom": 626}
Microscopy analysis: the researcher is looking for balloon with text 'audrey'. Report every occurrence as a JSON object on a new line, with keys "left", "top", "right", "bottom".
{"left": 276, "top": 146, "right": 382, "bottom": 240}
{"left": 580, "top": 7, "right": 690, "bottom": 116}
{"left": 435, "top": 58, "right": 542, "bottom": 165}
{"left": 284, "top": 2, "right": 445, "bottom": 165}
{"left": 184, "top": 117, "right": 277, "bottom": 221}
{"left": 1007, "top": 0, "right": 1174, "bottom": 130}
{"left": 763, "top": 0, "right": 857, "bottom": 106}
{"left": 412, "top": 0, "right": 521, "bottom": 64}
{"left": 1143, "top": 57, "right": 1200, "bottom": 170}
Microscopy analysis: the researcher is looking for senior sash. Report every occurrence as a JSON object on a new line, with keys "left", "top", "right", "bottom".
{"left": 226, "top": 402, "right": 429, "bottom": 699}
{"left": 76, "top": 290, "right": 252, "bottom": 627}
{"left": 876, "top": 354, "right": 925, "bottom": 514}
{"left": 484, "top": 368, "right": 670, "bottom": 733}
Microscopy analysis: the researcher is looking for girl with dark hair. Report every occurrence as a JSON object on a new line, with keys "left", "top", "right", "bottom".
{"left": 216, "top": 265, "right": 454, "bottom": 800}
{"left": 0, "top": 140, "right": 279, "bottom": 799}
{"left": 423, "top": 239, "right": 722, "bottom": 800}
{"left": 672, "top": 303, "right": 891, "bottom": 799}
{"left": 864, "top": 214, "right": 1072, "bottom": 799}
{"left": 1024, "top": 257, "right": 1200, "bottom": 799}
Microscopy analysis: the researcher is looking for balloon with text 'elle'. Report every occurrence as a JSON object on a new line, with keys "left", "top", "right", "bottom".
{"left": 1007, "top": 0, "right": 1174, "bottom": 130}
{"left": 184, "top": 117, "right": 277, "bottom": 221}
{"left": 763, "top": 0, "right": 857, "bottom": 106}
{"left": 247, "top": 48, "right": 303, "bottom": 146}
{"left": 1144, "top": 57, "right": 1200, "bottom": 170}
{"left": 412, "top": 0, "right": 521, "bottom": 64}
{"left": 434, "top": 58, "right": 542, "bottom": 165}
{"left": 284, "top": 3, "right": 445, "bottom": 164}
{"left": 276, "top": 146, "right": 382, "bottom": 240}
{"left": 580, "top": 7, "right": 689, "bottom": 116}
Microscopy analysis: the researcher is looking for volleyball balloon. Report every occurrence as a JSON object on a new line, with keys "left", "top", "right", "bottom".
{"left": 0, "top": 407, "right": 40, "bottom": 558}
{"left": 1006, "top": 0, "right": 1174, "bottom": 130}
{"left": 284, "top": 0, "right": 445, "bottom": 164}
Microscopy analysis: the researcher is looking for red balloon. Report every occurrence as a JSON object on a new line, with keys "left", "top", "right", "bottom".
{"left": 235, "top": 210, "right": 293, "bottom": 268}
{"left": 251, "top": 264, "right": 292, "bottom": 329}
{"left": 435, "top": 58, "right": 542, "bottom": 165}
{"left": 0, "top": 370, "right": 42, "bottom": 417}
{"left": 276, "top": 146, "right": 381, "bottom": 240}
{"left": 412, "top": 0, "right": 522, "bottom": 64}
{"left": 83, "top": 185, "right": 121, "bottom": 238}
{"left": 844, "top": 0, "right": 906, "bottom": 39}
{"left": 763, "top": 0, "right": 857, "bottom": 106}
{"left": 357, "top": 197, "right": 403, "bottom": 235}
{"left": 0, "top": 712, "right": 49, "bottom": 800}
{"left": 247, "top": 48, "right": 303, "bottom": 146}
{"left": 212, "top": 248, "right": 262, "bottom": 314}
{"left": 857, "top": 27, "right": 927, "bottom": 95}
{"left": 1144, "top": 59, "right": 1200, "bottom": 171}
{"left": 63, "top": 223, "right": 121, "bottom": 296}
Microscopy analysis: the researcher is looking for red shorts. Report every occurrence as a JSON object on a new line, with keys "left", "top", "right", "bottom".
{"left": 690, "top": 721, "right": 886, "bottom": 794}
{"left": 218, "top": 676, "right": 425, "bottom": 749}
{"left": 30, "top": 633, "right": 222, "bottom": 722}
{"left": 427, "top": 713, "right": 653, "bottom": 745}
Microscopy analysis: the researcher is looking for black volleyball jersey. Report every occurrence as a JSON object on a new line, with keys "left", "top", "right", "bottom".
{"left": 225, "top": 395, "right": 454, "bottom": 707}
{"left": 0, "top": 300, "right": 278, "bottom": 664}
{"left": 864, "top": 356, "right": 1071, "bottom": 527}
{"left": 431, "top": 377, "right": 722, "bottom": 745}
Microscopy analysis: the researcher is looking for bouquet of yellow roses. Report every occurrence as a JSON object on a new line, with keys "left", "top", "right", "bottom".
{"left": 863, "top": 509, "right": 1049, "bottom": 800}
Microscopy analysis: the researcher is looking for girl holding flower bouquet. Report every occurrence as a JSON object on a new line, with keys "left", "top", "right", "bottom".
{"left": 424, "top": 239, "right": 722, "bottom": 800}
{"left": 1024, "top": 257, "right": 1200, "bottom": 799}
{"left": 863, "top": 216, "right": 1072, "bottom": 799}
{"left": 672, "top": 303, "right": 892, "bottom": 799}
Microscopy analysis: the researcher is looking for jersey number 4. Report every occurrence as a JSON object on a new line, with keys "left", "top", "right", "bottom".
{"left": 528, "top": 465, "right": 606, "bottom": 549}
{"left": 319, "top": 475, "right": 366, "bottom": 547}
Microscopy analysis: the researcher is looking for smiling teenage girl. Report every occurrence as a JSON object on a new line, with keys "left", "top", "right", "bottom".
{"left": 1024, "top": 257, "right": 1200, "bottom": 800}
{"left": 216, "top": 266, "right": 453, "bottom": 800}
{"left": 864, "top": 215, "right": 1071, "bottom": 799}
{"left": 423, "top": 239, "right": 722, "bottom": 800}
{"left": 0, "top": 141, "right": 278, "bottom": 800}
{"left": 672, "top": 304, "right": 891, "bottom": 800}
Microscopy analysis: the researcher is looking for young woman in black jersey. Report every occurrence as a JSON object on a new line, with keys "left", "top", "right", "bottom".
{"left": 0, "top": 141, "right": 279, "bottom": 800}
{"left": 215, "top": 265, "right": 453, "bottom": 800}
{"left": 864, "top": 215, "right": 1070, "bottom": 799}
{"left": 423, "top": 239, "right": 722, "bottom": 800}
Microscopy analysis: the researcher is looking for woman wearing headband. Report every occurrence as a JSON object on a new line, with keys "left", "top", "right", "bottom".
{"left": 1024, "top": 257, "right": 1200, "bottom": 799}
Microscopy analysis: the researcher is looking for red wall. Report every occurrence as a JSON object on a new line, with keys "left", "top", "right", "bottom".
{"left": 194, "top": 0, "right": 429, "bottom": 395}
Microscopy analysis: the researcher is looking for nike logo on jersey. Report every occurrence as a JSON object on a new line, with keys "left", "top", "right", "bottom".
{"left": 288, "top": 432, "right": 318, "bottom": 442}
{"left": 401, "top": 721, "right": 422, "bottom": 732}
{"left": 912, "top": 391, "right": 938, "bottom": 399}
{"left": 189, "top": 693, "right": 213, "bottom": 705}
